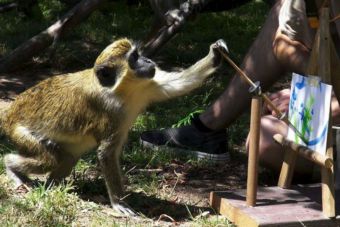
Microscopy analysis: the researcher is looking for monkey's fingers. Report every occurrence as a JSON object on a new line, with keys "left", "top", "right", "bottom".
{"left": 215, "top": 39, "right": 229, "bottom": 54}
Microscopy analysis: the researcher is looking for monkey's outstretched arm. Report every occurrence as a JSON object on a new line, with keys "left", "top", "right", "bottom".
{"left": 149, "top": 40, "right": 226, "bottom": 102}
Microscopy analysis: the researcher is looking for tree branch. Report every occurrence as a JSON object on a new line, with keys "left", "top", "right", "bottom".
{"left": 0, "top": 0, "right": 106, "bottom": 73}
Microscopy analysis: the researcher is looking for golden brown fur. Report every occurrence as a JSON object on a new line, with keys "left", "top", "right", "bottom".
{"left": 2, "top": 38, "right": 226, "bottom": 215}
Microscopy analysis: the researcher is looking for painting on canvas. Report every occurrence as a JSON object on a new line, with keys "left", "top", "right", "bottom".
{"left": 287, "top": 73, "right": 332, "bottom": 154}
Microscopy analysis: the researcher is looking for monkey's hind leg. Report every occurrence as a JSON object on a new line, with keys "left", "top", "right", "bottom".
{"left": 46, "top": 153, "right": 78, "bottom": 187}
{"left": 4, "top": 153, "right": 46, "bottom": 187}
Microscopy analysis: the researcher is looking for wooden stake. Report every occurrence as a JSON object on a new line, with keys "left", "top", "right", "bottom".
{"left": 246, "top": 95, "right": 262, "bottom": 207}
{"left": 278, "top": 148, "right": 297, "bottom": 189}
{"left": 319, "top": 7, "right": 335, "bottom": 218}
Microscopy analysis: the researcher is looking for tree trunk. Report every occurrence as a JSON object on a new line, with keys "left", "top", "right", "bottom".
{"left": 0, "top": 0, "right": 107, "bottom": 73}
{"left": 142, "top": 0, "right": 253, "bottom": 57}
{"left": 0, "top": 2, "right": 18, "bottom": 13}
{"left": 142, "top": 0, "right": 212, "bottom": 57}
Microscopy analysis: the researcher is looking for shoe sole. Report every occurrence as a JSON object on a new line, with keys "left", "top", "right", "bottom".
{"left": 141, "top": 139, "right": 230, "bottom": 164}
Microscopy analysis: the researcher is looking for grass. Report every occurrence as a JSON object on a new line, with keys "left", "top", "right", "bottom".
{"left": 0, "top": 0, "right": 270, "bottom": 226}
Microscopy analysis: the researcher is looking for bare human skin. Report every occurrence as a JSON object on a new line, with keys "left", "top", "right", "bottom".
{"left": 199, "top": 0, "right": 314, "bottom": 131}
{"left": 246, "top": 89, "right": 340, "bottom": 175}
{"left": 198, "top": 0, "right": 339, "bottom": 175}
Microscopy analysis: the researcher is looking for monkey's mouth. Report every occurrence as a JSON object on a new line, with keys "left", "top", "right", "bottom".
{"left": 136, "top": 67, "right": 155, "bottom": 79}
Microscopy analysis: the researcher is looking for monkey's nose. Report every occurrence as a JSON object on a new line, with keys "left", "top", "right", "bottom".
{"left": 145, "top": 58, "right": 154, "bottom": 64}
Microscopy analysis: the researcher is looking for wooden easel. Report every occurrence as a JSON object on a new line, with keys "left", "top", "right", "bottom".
{"left": 274, "top": 7, "right": 337, "bottom": 218}
{"left": 210, "top": 6, "right": 340, "bottom": 226}
{"left": 228, "top": 7, "right": 339, "bottom": 210}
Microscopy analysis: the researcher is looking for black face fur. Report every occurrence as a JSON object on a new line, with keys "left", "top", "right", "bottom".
{"left": 94, "top": 48, "right": 156, "bottom": 87}
{"left": 94, "top": 64, "right": 118, "bottom": 87}
{"left": 127, "top": 49, "right": 156, "bottom": 79}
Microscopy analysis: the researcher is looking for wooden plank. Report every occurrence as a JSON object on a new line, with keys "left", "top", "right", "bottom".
{"left": 319, "top": 7, "right": 336, "bottom": 218}
{"left": 246, "top": 96, "right": 262, "bottom": 206}
{"left": 210, "top": 192, "right": 259, "bottom": 227}
{"left": 210, "top": 184, "right": 340, "bottom": 227}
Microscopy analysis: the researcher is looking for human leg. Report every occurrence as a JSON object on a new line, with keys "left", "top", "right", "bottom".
{"left": 141, "top": 113, "right": 230, "bottom": 162}
{"left": 246, "top": 115, "right": 316, "bottom": 176}
{"left": 141, "top": 0, "right": 314, "bottom": 163}
{"left": 200, "top": 0, "right": 312, "bottom": 130}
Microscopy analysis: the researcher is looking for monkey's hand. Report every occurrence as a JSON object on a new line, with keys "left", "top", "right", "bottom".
{"left": 214, "top": 39, "right": 229, "bottom": 55}
{"left": 210, "top": 39, "right": 228, "bottom": 67}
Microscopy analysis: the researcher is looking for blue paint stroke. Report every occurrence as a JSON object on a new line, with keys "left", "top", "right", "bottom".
{"left": 290, "top": 75, "right": 306, "bottom": 110}
{"left": 295, "top": 76, "right": 305, "bottom": 89}
{"left": 318, "top": 80, "right": 322, "bottom": 91}
{"left": 306, "top": 123, "right": 328, "bottom": 146}
{"left": 290, "top": 87, "right": 297, "bottom": 110}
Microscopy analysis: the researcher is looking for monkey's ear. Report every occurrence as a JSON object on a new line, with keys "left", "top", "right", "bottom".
{"left": 94, "top": 64, "right": 118, "bottom": 87}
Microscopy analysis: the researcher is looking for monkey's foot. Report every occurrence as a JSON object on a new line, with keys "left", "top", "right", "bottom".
{"left": 5, "top": 166, "right": 33, "bottom": 188}
{"left": 45, "top": 178, "right": 66, "bottom": 189}
{"left": 15, "top": 183, "right": 31, "bottom": 195}
{"left": 112, "top": 202, "right": 137, "bottom": 217}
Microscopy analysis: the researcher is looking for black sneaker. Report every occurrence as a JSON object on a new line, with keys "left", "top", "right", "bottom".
{"left": 140, "top": 124, "right": 230, "bottom": 163}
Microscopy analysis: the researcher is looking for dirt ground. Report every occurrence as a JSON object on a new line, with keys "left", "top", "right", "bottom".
{"left": 0, "top": 70, "right": 54, "bottom": 108}
{"left": 0, "top": 71, "right": 278, "bottom": 225}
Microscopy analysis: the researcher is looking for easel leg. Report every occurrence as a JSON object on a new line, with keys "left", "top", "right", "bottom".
{"left": 321, "top": 122, "right": 335, "bottom": 217}
{"left": 278, "top": 148, "right": 297, "bottom": 189}
{"left": 319, "top": 7, "right": 335, "bottom": 218}
{"left": 246, "top": 95, "right": 262, "bottom": 207}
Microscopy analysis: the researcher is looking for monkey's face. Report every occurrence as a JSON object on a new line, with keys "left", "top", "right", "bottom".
{"left": 127, "top": 48, "right": 156, "bottom": 79}
{"left": 93, "top": 38, "right": 157, "bottom": 93}
{"left": 94, "top": 51, "right": 156, "bottom": 89}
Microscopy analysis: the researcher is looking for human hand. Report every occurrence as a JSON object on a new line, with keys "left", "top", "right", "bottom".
{"left": 265, "top": 89, "right": 291, "bottom": 117}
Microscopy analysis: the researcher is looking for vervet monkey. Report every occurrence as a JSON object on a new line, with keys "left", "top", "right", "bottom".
{"left": 1, "top": 38, "right": 227, "bottom": 215}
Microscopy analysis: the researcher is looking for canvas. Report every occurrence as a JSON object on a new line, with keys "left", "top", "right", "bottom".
{"left": 287, "top": 73, "right": 332, "bottom": 154}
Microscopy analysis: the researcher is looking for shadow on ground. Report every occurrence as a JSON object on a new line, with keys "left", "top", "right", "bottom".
{"left": 77, "top": 178, "right": 214, "bottom": 220}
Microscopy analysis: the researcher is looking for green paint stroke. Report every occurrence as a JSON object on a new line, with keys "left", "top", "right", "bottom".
{"left": 294, "top": 95, "right": 315, "bottom": 144}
